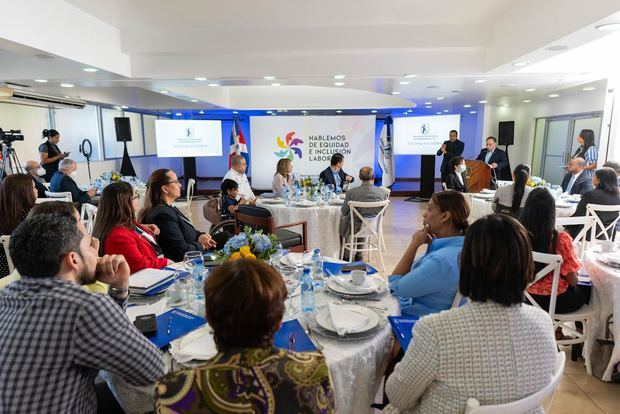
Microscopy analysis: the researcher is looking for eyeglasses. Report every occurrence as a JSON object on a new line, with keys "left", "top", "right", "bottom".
{"left": 165, "top": 179, "right": 181, "bottom": 186}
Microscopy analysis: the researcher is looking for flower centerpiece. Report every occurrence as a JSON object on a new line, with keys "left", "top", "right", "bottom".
{"left": 296, "top": 175, "right": 323, "bottom": 201}
{"left": 92, "top": 171, "right": 145, "bottom": 192}
{"left": 527, "top": 176, "right": 546, "bottom": 187}
{"left": 221, "top": 226, "right": 279, "bottom": 261}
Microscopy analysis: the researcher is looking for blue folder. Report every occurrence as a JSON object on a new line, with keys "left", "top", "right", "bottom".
{"left": 323, "top": 261, "right": 378, "bottom": 276}
{"left": 388, "top": 316, "right": 419, "bottom": 351}
{"left": 274, "top": 319, "right": 317, "bottom": 352}
{"left": 150, "top": 308, "right": 206, "bottom": 349}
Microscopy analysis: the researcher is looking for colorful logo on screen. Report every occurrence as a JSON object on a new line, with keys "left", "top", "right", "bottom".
{"left": 274, "top": 131, "right": 304, "bottom": 160}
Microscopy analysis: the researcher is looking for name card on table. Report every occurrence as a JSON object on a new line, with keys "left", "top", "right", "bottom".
{"left": 388, "top": 316, "right": 419, "bottom": 351}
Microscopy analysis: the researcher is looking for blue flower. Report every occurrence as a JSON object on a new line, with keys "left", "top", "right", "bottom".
{"left": 223, "top": 234, "right": 249, "bottom": 254}
{"left": 251, "top": 234, "right": 273, "bottom": 253}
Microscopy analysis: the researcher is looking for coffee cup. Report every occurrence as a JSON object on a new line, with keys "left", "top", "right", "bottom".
{"left": 351, "top": 269, "right": 367, "bottom": 286}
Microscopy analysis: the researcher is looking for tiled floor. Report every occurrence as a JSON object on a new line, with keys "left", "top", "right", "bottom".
{"left": 188, "top": 197, "right": 620, "bottom": 413}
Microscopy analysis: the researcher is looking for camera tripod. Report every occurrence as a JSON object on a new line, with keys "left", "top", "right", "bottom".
{"left": 0, "top": 142, "right": 24, "bottom": 183}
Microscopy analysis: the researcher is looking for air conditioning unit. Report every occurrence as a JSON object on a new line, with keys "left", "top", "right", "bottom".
{"left": 0, "top": 87, "right": 86, "bottom": 109}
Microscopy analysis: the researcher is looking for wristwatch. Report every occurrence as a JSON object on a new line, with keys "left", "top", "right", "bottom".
{"left": 110, "top": 286, "right": 130, "bottom": 298}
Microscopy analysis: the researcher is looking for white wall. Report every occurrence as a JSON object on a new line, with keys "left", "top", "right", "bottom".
{"left": 483, "top": 87, "right": 606, "bottom": 171}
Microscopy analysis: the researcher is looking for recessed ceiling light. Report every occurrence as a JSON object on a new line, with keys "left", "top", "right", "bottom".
{"left": 83, "top": 67, "right": 98, "bottom": 72}
{"left": 271, "top": 113, "right": 276, "bottom": 115}
{"left": 336, "top": 110, "right": 342, "bottom": 113}
{"left": 301, "top": 110, "right": 307, "bottom": 113}
{"left": 399, "top": 81, "right": 410, "bottom": 85}
{"left": 407, "top": 109, "right": 413, "bottom": 112}
{"left": 34, "top": 79, "right": 47, "bottom": 83}
{"left": 64, "top": 96, "right": 72, "bottom": 99}
{"left": 333, "top": 75, "right": 346, "bottom": 79}
{"left": 548, "top": 93, "right": 560, "bottom": 98}
{"left": 582, "top": 86, "right": 596, "bottom": 91}
{"left": 545, "top": 45, "right": 569, "bottom": 52}
{"left": 190, "top": 99, "right": 198, "bottom": 103}
{"left": 208, "top": 83, "right": 220, "bottom": 87}
{"left": 523, "top": 99, "right": 531, "bottom": 103}
{"left": 404, "top": 74, "right": 417, "bottom": 78}
{"left": 500, "top": 83, "right": 516, "bottom": 87}
{"left": 392, "top": 91, "right": 401, "bottom": 95}
{"left": 502, "top": 104, "right": 510, "bottom": 107}
{"left": 463, "top": 104, "right": 472, "bottom": 108}
{"left": 425, "top": 105, "right": 432, "bottom": 108}
{"left": 334, "top": 82, "right": 345, "bottom": 86}
{"left": 371, "top": 110, "right": 378, "bottom": 113}
{"left": 436, "top": 112, "right": 442, "bottom": 115}
{"left": 175, "top": 112, "right": 182, "bottom": 116}
{"left": 60, "top": 83, "right": 74, "bottom": 88}
{"left": 121, "top": 105, "right": 129, "bottom": 109}
{"left": 114, "top": 106, "right": 122, "bottom": 110}
{"left": 595, "top": 23, "right": 620, "bottom": 31}
{"left": 478, "top": 100, "right": 488, "bottom": 104}
{"left": 194, "top": 77, "right": 207, "bottom": 81}
{"left": 443, "top": 109, "right": 449, "bottom": 112}
{"left": 469, "top": 111, "right": 477, "bottom": 114}
{"left": 525, "top": 88, "right": 536, "bottom": 92}
{"left": 165, "top": 112, "right": 172, "bottom": 115}
{"left": 263, "top": 76, "right": 275, "bottom": 80}
{"left": 424, "top": 102, "right": 432, "bottom": 105}
{"left": 512, "top": 61, "right": 529, "bottom": 67}
{"left": 198, "top": 110, "right": 204, "bottom": 114}
{"left": 160, "top": 90, "right": 169, "bottom": 94}
{"left": 233, "top": 111, "right": 238, "bottom": 114}
{"left": 451, "top": 89, "right": 463, "bottom": 93}
{"left": 474, "top": 79, "right": 486, "bottom": 84}
{"left": 271, "top": 83, "right": 281, "bottom": 87}
{"left": 266, "top": 111, "right": 273, "bottom": 114}
{"left": 427, "top": 85, "right": 439, "bottom": 89}
{"left": 436, "top": 97, "right": 444, "bottom": 100}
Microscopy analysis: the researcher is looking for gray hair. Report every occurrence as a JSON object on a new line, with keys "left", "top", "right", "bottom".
{"left": 359, "top": 166, "right": 374, "bottom": 181}
{"left": 59, "top": 158, "right": 76, "bottom": 171}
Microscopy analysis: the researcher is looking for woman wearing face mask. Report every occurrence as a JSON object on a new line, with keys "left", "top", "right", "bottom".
{"left": 39, "top": 129, "right": 69, "bottom": 182}
{"left": 444, "top": 156, "right": 468, "bottom": 192}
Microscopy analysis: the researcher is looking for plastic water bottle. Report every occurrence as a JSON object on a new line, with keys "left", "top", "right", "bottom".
{"left": 193, "top": 264, "right": 207, "bottom": 301}
{"left": 284, "top": 188, "right": 291, "bottom": 207}
{"left": 310, "top": 248, "right": 324, "bottom": 288}
{"left": 300, "top": 268, "right": 315, "bottom": 313}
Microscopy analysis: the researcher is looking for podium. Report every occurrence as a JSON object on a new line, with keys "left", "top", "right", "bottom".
{"left": 465, "top": 160, "right": 492, "bottom": 193}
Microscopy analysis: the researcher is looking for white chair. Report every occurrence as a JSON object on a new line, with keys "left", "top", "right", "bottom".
{"left": 379, "top": 187, "right": 391, "bottom": 252}
{"left": 45, "top": 191, "right": 73, "bottom": 202}
{"left": 441, "top": 182, "right": 448, "bottom": 191}
{"left": 340, "top": 200, "right": 390, "bottom": 272}
{"left": 0, "top": 236, "right": 14, "bottom": 275}
{"left": 585, "top": 203, "right": 620, "bottom": 241}
{"left": 465, "top": 352, "right": 565, "bottom": 414}
{"left": 80, "top": 204, "right": 98, "bottom": 235}
{"left": 172, "top": 178, "right": 196, "bottom": 222}
{"left": 451, "top": 291, "right": 465, "bottom": 308}
{"left": 555, "top": 216, "right": 596, "bottom": 260}
{"left": 526, "top": 251, "right": 599, "bottom": 375}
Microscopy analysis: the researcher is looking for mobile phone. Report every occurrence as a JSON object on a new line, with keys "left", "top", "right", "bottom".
{"left": 134, "top": 314, "right": 158, "bottom": 337}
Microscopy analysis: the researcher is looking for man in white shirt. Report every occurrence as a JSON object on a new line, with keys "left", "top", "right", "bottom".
{"left": 223, "top": 155, "right": 255, "bottom": 201}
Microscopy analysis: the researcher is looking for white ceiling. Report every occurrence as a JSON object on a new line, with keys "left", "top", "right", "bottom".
{"left": 0, "top": 0, "right": 619, "bottom": 111}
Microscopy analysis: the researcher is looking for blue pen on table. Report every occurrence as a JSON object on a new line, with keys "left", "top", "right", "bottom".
{"left": 167, "top": 317, "right": 172, "bottom": 335}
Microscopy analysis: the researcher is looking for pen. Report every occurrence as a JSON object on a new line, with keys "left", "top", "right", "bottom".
{"left": 167, "top": 317, "right": 172, "bottom": 335}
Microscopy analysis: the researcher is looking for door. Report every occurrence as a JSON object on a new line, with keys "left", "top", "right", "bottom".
{"left": 542, "top": 119, "right": 570, "bottom": 186}
{"left": 569, "top": 116, "right": 602, "bottom": 158}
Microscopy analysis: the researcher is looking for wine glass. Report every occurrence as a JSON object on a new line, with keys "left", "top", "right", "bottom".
{"left": 326, "top": 184, "right": 335, "bottom": 199}
{"left": 280, "top": 266, "right": 300, "bottom": 316}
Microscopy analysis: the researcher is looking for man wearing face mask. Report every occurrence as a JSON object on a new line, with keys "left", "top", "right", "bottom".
{"left": 50, "top": 158, "right": 97, "bottom": 206}
{"left": 24, "top": 160, "right": 49, "bottom": 198}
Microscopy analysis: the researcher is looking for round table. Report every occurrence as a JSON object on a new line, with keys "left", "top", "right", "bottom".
{"left": 466, "top": 193, "right": 576, "bottom": 222}
{"left": 257, "top": 199, "right": 343, "bottom": 258}
{"left": 583, "top": 249, "right": 620, "bottom": 381}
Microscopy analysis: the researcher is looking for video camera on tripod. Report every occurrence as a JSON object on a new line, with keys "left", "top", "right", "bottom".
{"left": 0, "top": 128, "right": 24, "bottom": 146}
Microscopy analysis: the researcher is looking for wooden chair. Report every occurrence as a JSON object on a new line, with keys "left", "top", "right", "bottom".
{"left": 234, "top": 205, "right": 307, "bottom": 253}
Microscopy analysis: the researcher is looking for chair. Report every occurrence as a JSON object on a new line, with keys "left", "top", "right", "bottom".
{"left": 441, "top": 182, "right": 448, "bottom": 191}
{"left": 556, "top": 216, "right": 596, "bottom": 260}
{"left": 525, "top": 252, "right": 599, "bottom": 375}
{"left": 45, "top": 191, "right": 73, "bottom": 202}
{"left": 203, "top": 196, "right": 236, "bottom": 236}
{"left": 234, "top": 205, "right": 307, "bottom": 252}
{"left": 0, "top": 236, "right": 14, "bottom": 275}
{"left": 585, "top": 203, "right": 620, "bottom": 241}
{"left": 80, "top": 203, "right": 98, "bottom": 235}
{"left": 464, "top": 352, "right": 566, "bottom": 414}
{"left": 173, "top": 178, "right": 196, "bottom": 222}
{"left": 340, "top": 200, "right": 390, "bottom": 272}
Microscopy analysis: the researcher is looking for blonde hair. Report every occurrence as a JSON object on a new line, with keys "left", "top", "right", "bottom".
{"left": 275, "top": 158, "right": 291, "bottom": 177}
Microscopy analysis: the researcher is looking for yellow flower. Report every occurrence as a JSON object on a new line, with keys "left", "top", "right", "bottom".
{"left": 245, "top": 253, "right": 256, "bottom": 260}
{"left": 239, "top": 246, "right": 251, "bottom": 255}
{"left": 230, "top": 252, "right": 243, "bottom": 260}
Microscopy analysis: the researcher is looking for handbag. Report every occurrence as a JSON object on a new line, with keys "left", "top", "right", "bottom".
{"left": 591, "top": 315, "right": 619, "bottom": 382}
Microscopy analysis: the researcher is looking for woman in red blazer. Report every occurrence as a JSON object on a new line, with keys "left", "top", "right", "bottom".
{"left": 93, "top": 181, "right": 171, "bottom": 273}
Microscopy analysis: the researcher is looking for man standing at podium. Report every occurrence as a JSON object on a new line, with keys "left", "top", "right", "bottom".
{"left": 437, "top": 130, "right": 465, "bottom": 182}
{"left": 476, "top": 136, "right": 508, "bottom": 187}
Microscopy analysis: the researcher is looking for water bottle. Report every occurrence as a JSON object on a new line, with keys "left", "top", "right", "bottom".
{"left": 310, "top": 248, "right": 324, "bottom": 288}
{"left": 300, "top": 268, "right": 315, "bottom": 313}
{"left": 284, "top": 188, "right": 291, "bottom": 207}
{"left": 194, "top": 265, "right": 207, "bottom": 301}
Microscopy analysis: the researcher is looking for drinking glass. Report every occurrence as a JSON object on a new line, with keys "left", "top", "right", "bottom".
{"left": 184, "top": 251, "right": 207, "bottom": 300}
{"left": 326, "top": 184, "right": 335, "bottom": 198}
{"left": 280, "top": 266, "right": 300, "bottom": 316}
{"left": 172, "top": 269, "right": 193, "bottom": 305}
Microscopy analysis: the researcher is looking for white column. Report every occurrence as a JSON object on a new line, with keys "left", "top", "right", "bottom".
{"left": 598, "top": 77, "right": 620, "bottom": 163}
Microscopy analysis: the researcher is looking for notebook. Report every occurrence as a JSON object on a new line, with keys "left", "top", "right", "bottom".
{"left": 129, "top": 268, "right": 175, "bottom": 295}
{"left": 150, "top": 308, "right": 206, "bottom": 349}
{"left": 388, "top": 316, "right": 419, "bottom": 351}
{"left": 323, "top": 261, "right": 378, "bottom": 276}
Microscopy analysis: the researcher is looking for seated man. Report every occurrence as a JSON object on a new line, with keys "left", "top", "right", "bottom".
{"left": 0, "top": 211, "right": 164, "bottom": 412}
{"left": 223, "top": 155, "right": 255, "bottom": 201}
{"left": 340, "top": 167, "right": 389, "bottom": 260}
{"left": 561, "top": 157, "right": 593, "bottom": 196}
{"left": 319, "top": 153, "right": 354, "bottom": 193}
{"left": 50, "top": 158, "right": 97, "bottom": 205}
{"left": 24, "top": 160, "right": 49, "bottom": 198}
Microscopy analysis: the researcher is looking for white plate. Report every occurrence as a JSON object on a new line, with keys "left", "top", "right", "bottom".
{"left": 328, "top": 198, "right": 344, "bottom": 205}
{"left": 556, "top": 201, "right": 571, "bottom": 208}
{"left": 473, "top": 193, "right": 494, "bottom": 200}
{"left": 316, "top": 305, "right": 379, "bottom": 334}
{"left": 601, "top": 253, "right": 620, "bottom": 265}
{"left": 480, "top": 189, "right": 496, "bottom": 194}
{"left": 261, "top": 192, "right": 278, "bottom": 198}
{"left": 326, "top": 276, "right": 383, "bottom": 295}
{"left": 294, "top": 200, "right": 317, "bottom": 207}
{"left": 260, "top": 198, "right": 284, "bottom": 204}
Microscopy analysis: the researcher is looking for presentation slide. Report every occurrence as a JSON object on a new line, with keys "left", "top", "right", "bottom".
{"left": 394, "top": 114, "right": 461, "bottom": 155}
{"left": 155, "top": 120, "right": 223, "bottom": 157}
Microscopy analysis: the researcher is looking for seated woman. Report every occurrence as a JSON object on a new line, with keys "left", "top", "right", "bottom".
{"left": 565, "top": 167, "right": 620, "bottom": 240}
{"left": 155, "top": 259, "right": 335, "bottom": 413}
{"left": 520, "top": 187, "right": 586, "bottom": 313}
{"left": 385, "top": 215, "right": 558, "bottom": 413}
{"left": 0, "top": 174, "right": 37, "bottom": 278}
{"left": 389, "top": 191, "right": 469, "bottom": 317}
{"left": 444, "top": 156, "right": 467, "bottom": 192}
{"left": 139, "top": 169, "right": 228, "bottom": 262}
{"left": 493, "top": 163, "right": 532, "bottom": 217}
{"left": 92, "top": 181, "right": 171, "bottom": 274}
{"left": 272, "top": 158, "right": 293, "bottom": 196}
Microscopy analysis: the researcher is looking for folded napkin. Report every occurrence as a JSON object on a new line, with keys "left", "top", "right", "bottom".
{"left": 283, "top": 252, "right": 312, "bottom": 267}
{"left": 328, "top": 303, "right": 370, "bottom": 336}
{"left": 329, "top": 276, "right": 380, "bottom": 294}
{"left": 173, "top": 326, "right": 218, "bottom": 363}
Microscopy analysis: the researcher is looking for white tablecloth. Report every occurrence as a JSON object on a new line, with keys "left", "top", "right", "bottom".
{"left": 465, "top": 193, "right": 576, "bottom": 222}
{"left": 583, "top": 250, "right": 620, "bottom": 381}
{"left": 257, "top": 200, "right": 343, "bottom": 258}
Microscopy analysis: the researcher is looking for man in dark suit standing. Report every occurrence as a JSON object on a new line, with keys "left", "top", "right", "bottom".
{"left": 437, "top": 130, "right": 465, "bottom": 182}
{"left": 561, "top": 157, "right": 594, "bottom": 195}
{"left": 476, "top": 136, "right": 508, "bottom": 188}
{"left": 319, "top": 153, "right": 354, "bottom": 193}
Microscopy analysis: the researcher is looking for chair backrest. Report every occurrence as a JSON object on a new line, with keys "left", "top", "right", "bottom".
{"left": 203, "top": 197, "right": 222, "bottom": 225}
{"left": 465, "top": 351, "right": 565, "bottom": 414}
{"left": 186, "top": 178, "right": 196, "bottom": 207}
{"left": 348, "top": 200, "right": 390, "bottom": 238}
{"left": 556, "top": 215, "right": 596, "bottom": 259}
{"left": 45, "top": 191, "right": 73, "bottom": 202}
{"left": 585, "top": 203, "right": 620, "bottom": 241}
{"left": 80, "top": 204, "right": 98, "bottom": 235}
{"left": 451, "top": 291, "right": 465, "bottom": 308}
{"left": 234, "top": 205, "right": 274, "bottom": 234}
{"left": 380, "top": 186, "right": 391, "bottom": 197}
{"left": 0, "top": 235, "right": 14, "bottom": 275}
{"left": 442, "top": 182, "right": 448, "bottom": 191}
{"left": 525, "top": 252, "right": 563, "bottom": 319}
